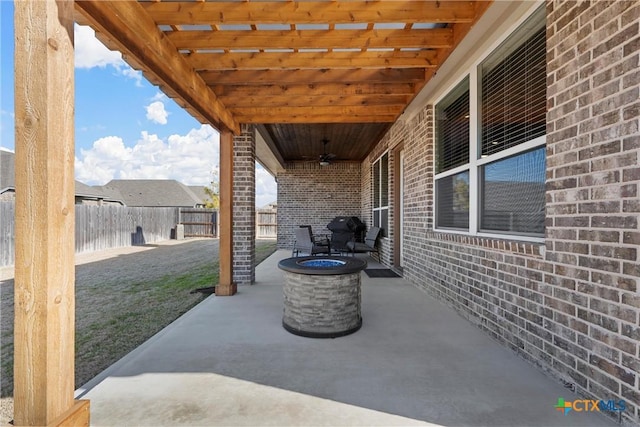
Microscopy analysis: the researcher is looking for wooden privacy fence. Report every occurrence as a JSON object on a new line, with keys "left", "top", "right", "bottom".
{"left": 179, "top": 208, "right": 218, "bottom": 238}
{"left": 0, "top": 202, "right": 179, "bottom": 267}
{"left": 0, "top": 202, "right": 15, "bottom": 267}
{"left": 1, "top": 202, "right": 276, "bottom": 267}
{"left": 75, "top": 205, "right": 179, "bottom": 253}
{"left": 256, "top": 208, "right": 277, "bottom": 238}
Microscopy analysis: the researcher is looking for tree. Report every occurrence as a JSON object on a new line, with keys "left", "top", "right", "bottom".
{"left": 203, "top": 167, "right": 220, "bottom": 209}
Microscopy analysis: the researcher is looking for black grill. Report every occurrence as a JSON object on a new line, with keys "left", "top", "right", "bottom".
{"left": 327, "top": 216, "right": 366, "bottom": 252}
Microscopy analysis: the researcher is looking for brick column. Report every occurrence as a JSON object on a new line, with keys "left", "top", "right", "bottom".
{"left": 233, "top": 124, "right": 256, "bottom": 285}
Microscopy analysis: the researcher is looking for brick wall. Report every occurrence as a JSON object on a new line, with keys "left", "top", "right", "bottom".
{"left": 357, "top": 1, "right": 639, "bottom": 424}
{"left": 546, "top": 0, "right": 639, "bottom": 421}
{"left": 233, "top": 124, "right": 256, "bottom": 285}
{"left": 277, "top": 161, "right": 361, "bottom": 249}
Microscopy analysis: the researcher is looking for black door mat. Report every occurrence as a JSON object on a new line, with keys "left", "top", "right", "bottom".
{"left": 364, "top": 269, "right": 400, "bottom": 278}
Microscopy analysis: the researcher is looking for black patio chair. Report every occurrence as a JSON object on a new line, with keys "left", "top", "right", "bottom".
{"left": 299, "top": 225, "right": 331, "bottom": 250}
{"left": 292, "top": 227, "right": 331, "bottom": 257}
{"left": 346, "top": 226, "right": 381, "bottom": 257}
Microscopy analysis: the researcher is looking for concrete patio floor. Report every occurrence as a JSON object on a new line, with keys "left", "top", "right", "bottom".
{"left": 78, "top": 250, "right": 616, "bottom": 427}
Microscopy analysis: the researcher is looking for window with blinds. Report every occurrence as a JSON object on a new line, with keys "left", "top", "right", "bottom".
{"left": 436, "top": 77, "right": 470, "bottom": 173}
{"left": 480, "top": 9, "right": 546, "bottom": 156}
{"left": 433, "top": 6, "right": 546, "bottom": 240}
{"left": 373, "top": 153, "right": 389, "bottom": 237}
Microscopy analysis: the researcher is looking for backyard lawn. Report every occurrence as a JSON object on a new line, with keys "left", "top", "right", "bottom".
{"left": 0, "top": 239, "right": 277, "bottom": 398}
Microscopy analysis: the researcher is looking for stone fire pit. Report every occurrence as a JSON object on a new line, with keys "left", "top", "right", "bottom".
{"left": 278, "top": 256, "right": 367, "bottom": 338}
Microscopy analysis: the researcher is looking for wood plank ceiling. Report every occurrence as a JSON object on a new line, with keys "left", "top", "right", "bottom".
{"left": 75, "top": 1, "right": 491, "bottom": 165}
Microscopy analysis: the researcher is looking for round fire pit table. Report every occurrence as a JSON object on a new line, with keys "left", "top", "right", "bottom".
{"left": 278, "top": 256, "right": 367, "bottom": 338}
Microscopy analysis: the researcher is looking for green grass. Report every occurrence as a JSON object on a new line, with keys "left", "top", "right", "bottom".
{"left": 0, "top": 239, "right": 277, "bottom": 397}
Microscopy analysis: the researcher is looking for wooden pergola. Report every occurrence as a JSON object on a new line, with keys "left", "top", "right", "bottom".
{"left": 12, "top": 1, "right": 489, "bottom": 425}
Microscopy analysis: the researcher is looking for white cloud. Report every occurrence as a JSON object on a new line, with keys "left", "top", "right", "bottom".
{"left": 120, "top": 67, "right": 143, "bottom": 87}
{"left": 75, "top": 125, "right": 278, "bottom": 207}
{"left": 256, "top": 165, "right": 277, "bottom": 208}
{"left": 152, "top": 92, "right": 167, "bottom": 102}
{"left": 74, "top": 24, "right": 142, "bottom": 85}
{"left": 75, "top": 125, "right": 219, "bottom": 186}
{"left": 74, "top": 25, "right": 122, "bottom": 69}
{"left": 145, "top": 101, "right": 169, "bottom": 125}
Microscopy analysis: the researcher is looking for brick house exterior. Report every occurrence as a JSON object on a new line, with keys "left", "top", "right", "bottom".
{"left": 277, "top": 162, "right": 362, "bottom": 249}
{"left": 272, "top": 1, "right": 639, "bottom": 424}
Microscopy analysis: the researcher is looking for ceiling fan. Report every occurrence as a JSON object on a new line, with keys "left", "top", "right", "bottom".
{"left": 318, "top": 138, "right": 336, "bottom": 166}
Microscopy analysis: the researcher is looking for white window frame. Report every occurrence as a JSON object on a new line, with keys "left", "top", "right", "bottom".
{"left": 372, "top": 152, "right": 389, "bottom": 238}
{"left": 433, "top": 6, "right": 546, "bottom": 244}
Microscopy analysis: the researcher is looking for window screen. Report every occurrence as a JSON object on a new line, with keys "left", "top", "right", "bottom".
{"left": 436, "top": 77, "right": 470, "bottom": 173}
{"left": 480, "top": 12, "right": 546, "bottom": 157}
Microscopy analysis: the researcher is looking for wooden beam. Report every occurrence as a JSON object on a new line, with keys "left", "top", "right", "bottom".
{"left": 408, "top": 1, "right": 493, "bottom": 101}
{"left": 74, "top": 0, "right": 240, "bottom": 134}
{"left": 231, "top": 105, "right": 403, "bottom": 117}
{"left": 167, "top": 28, "right": 453, "bottom": 50}
{"left": 216, "top": 130, "right": 236, "bottom": 296}
{"left": 213, "top": 82, "right": 418, "bottom": 97}
{"left": 186, "top": 50, "right": 438, "bottom": 70}
{"left": 201, "top": 69, "right": 426, "bottom": 86}
{"left": 13, "top": 1, "right": 89, "bottom": 425}
{"left": 142, "top": 1, "right": 477, "bottom": 25}
{"left": 235, "top": 114, "right": 398, "bottom": 124}
{"left": 222, "top": 94, "right": 410, "bottom": 108}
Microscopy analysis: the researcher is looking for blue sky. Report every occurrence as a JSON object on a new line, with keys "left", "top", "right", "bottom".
{"left": 0, "top": 1, "right": 277, "bottom": 207}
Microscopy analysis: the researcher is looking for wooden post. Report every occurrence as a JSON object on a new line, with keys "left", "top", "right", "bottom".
{"left": 14, "top": 1, "right": 89, "bottom": 425}
{"left": 216, "top": 130, "right": 236, "bottom": 296}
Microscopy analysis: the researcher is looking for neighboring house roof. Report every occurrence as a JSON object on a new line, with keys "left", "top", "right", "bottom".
{"left": 1, "top": 149, "right": 125, "bottom": 203}
{"left": 188, "top": 185, "right": 209, "bottom": 206}
{"left": 0, "top": 149, "right": 16, "bottom": 194}
{"left": 102, "top": 179, "right": 203, "bottom": 207}
{"left": 259, "top": 202, "right": 277, "bottom": 210}
{"left": 75, "top": 181, "right": 106, "bottom": 199}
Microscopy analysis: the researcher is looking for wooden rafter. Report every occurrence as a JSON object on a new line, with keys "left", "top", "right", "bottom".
{"left": 221, "top": 94, "right": 411, "bottom": 108}
{"left": 74, "top": 0, "right": 492, "bottom": 148}
{"left": 186, "top": 50, "right": 439, "bottom": 71}
{"left": 141, "top": 1, "right": 477, "bottom": 25}
{"left": 407, "top": 1, "right": 493, "bottom": 101}
{"left": 212, "top": 83, "right": 418, "bottom": 97}
{"left": 234, "top": 114, "right": 398, "bottom": 124}
{"left": 166, "top": 28, "right": 453, "bottom": 50}
{"left": 201, "top": 69, "right": 426, "bottom": 86}
{"left": 230, "top": 105, "right": 403, "bottom": 117}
